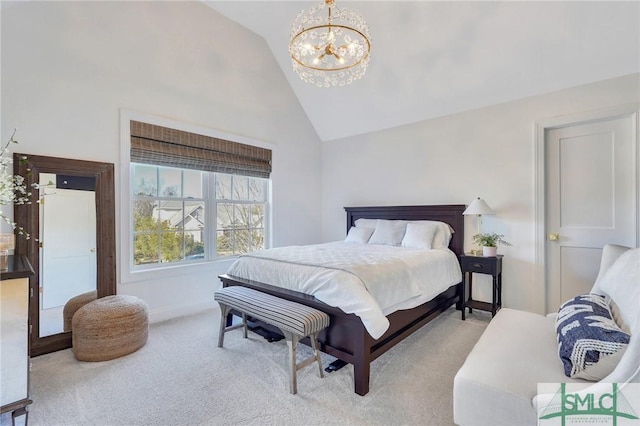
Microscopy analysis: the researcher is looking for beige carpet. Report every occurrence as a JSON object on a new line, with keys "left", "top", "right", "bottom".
{"left": 2, "top": 306, "right": 489, "bottom": 426}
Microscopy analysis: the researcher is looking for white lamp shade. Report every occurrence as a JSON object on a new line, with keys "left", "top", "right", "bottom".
{"left": 463, "top": 198, "right": 495, "bottom": 216}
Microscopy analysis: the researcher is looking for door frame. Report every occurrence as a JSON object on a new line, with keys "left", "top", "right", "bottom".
{"left": 533, "top": 103, "right": 640, "bottom": 315}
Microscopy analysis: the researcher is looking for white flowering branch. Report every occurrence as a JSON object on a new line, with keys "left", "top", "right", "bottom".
{"left": 1, "top": 130, "right": 33, "bottom": 239}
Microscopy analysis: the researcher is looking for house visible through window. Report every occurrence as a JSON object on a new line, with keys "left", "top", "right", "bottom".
{"left": 129, "top": 120, "right": 271, "bottom": 269}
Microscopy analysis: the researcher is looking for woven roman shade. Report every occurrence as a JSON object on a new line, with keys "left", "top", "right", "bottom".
{"left": 130, "top": 121, "right": 272, "bottom": 178}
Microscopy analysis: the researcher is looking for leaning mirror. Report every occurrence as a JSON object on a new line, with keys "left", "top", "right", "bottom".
{"left": 14, "top": 154, "right": 116, "bottom": 356}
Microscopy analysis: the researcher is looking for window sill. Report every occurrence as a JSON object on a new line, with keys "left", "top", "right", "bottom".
{"left": 121, "top": 257, "right": 237, "bottom": 284}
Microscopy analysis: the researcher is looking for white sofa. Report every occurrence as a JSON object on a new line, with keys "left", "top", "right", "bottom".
{"left": 453, "top": 244, "right": 640, "bottom": 425}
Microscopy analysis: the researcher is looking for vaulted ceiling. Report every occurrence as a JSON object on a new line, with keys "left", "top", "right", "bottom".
{"left": 206, "top": 1, "right": 640, "bottom": 142}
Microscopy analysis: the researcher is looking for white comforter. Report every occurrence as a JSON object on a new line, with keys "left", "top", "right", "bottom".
{"left": 225, "top": 242, "right": 462, "bottom": 339}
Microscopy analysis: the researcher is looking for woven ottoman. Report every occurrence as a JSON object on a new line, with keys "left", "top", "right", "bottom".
{"left": 72, "top": 295, "right": 149, "bottom": 362}
{"left": 63, "top": 290, "right": 97, "bottom": 332}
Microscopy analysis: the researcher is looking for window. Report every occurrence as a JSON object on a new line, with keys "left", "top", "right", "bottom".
{"left": 132, "top": 165, "right": 205, "bottom": 266}
{"left": 128, "top": 119, "right": 271, "bottom": 270}
{"left": 215, "top": 173, "right": 268, "bottom": 257}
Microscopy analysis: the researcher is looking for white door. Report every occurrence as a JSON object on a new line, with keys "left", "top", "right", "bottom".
{"left": 41, "top": 188, "right": 97, "bottom": 309}
{"left": 545, "top": 115, "right": 636, "bottom": 313}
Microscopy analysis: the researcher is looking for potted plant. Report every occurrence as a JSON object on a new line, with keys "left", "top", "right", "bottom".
{"left": 472, "top": 233, "right": 512, "bottom": 257}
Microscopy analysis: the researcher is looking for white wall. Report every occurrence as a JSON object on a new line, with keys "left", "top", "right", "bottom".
{"left": 321, "top": 73, "right": 640, "bottom": 313}
{"left": 3, "top": 1, "right": 638, "bottom": 321}
{"left": 1, "top": 1, "right": 322, "bottom": 321}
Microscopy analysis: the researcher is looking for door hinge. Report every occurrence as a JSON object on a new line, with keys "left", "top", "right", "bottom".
{"left": 30, "top": 287, "right": 33, "bottom": 297}
{"left": 39, "top": 241, "right": 43, "bottom": 248}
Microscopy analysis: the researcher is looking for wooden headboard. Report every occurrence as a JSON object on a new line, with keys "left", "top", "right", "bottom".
{"left": 344, "top": 204, "right": 466, "bottom": 257}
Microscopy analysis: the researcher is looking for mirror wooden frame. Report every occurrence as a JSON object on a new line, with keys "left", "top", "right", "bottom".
{"left": 14, "top": 154, "right": 116, "bottom": 356}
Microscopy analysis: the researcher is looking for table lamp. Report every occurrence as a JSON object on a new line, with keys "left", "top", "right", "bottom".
{"left": 463, "top": 197, "right": 495, "bottom": 255}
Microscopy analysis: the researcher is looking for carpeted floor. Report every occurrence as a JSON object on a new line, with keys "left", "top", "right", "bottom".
{"left": 2, "top": 306, "right": 489, "bottom": 426}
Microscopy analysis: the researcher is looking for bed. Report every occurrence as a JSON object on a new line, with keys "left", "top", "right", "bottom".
{"left": 218, "top": 204, "right": 465, "bottom": 396}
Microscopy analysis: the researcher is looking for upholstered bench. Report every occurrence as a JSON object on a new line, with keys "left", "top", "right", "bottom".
{"left": 72, "top": 295, "right": 149, "bottom": 362}
{"left": 214, "top": 286, "right": 330, "bottom": 394}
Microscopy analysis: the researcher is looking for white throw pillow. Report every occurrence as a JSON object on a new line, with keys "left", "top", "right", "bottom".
{"left": 354, "top": 218, "right": 378, "bottom": 229}
{"left": 401, "top": 222, "right": 439, "bottom": 250}
{"left": 594, "top": 248, "right": 640, "bottom": 333}
{"left": 368, "top": 220, "right": 407, "bottom": 246}
{"left": 344, "top": 226, "right": 374, "bottom": 244}
{"left": 409, "top": 220, "right": 453, "bottom": 249}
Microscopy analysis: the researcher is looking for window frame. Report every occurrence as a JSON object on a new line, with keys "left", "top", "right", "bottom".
{"left": 120, "top": 110, "right": 273, "bottom": 284}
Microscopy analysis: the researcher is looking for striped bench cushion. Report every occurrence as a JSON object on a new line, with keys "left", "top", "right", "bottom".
{"left": 214, "top": 286, "right": 329, "bottom": 337}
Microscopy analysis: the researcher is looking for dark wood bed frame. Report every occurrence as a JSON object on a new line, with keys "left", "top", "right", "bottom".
{"left": 218, "top": 204, "right": 466, "bottom": 396}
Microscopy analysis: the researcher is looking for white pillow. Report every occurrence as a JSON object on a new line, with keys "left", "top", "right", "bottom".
{"left": 433, "top": 227, "right": 452, "bottom": 249}
{"left": 344, "top": 226, "right": 374, "bottom": 244}
{"left": 354, "top": 218, "right": 378, "bottom": 229}
{"left": 401, "top": 222, "right": 439, "bottom": 250}
{"left": 594, "top": 247, "right": 640, "bottom": 333}
{"left": 409, "top": 220, "right": 453, "bottom": 249}
{"left": 368, "top": 220, "right": 407, "bottom": 246}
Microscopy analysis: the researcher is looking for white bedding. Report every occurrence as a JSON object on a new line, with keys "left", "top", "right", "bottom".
{"left": 225, "top": 242, "right": 462, "bottom": 339}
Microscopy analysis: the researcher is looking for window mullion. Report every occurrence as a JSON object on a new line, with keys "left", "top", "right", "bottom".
{"left": 156, "top": 167, "right": 161, "bottom": 263}
{"left": 208, "top": 172, "right": 216, "bottom": 261}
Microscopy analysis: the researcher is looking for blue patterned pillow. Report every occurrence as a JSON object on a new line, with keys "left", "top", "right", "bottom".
{"left": 555, "top": 294, "right": 630, "bottom": 380}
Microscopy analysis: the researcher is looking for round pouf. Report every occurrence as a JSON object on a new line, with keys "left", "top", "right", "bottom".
{"left": 63, "top": 290, "right": 97, "bottom": 332}
{"left": 72, "top": 295, "right": 149, "bottom": 362}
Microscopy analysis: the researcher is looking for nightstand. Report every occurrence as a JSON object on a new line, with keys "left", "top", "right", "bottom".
{"left": 459, "top": 254, "right": 503, "bottom": 320}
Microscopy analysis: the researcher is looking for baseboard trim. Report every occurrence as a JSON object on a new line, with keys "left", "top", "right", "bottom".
{"left": 148, "top": 300, "right": 216, "bottom": 324}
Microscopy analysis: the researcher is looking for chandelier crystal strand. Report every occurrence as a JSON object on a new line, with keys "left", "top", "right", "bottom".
{"left": 289, "top": 0, "right": 372, "bottom": 88}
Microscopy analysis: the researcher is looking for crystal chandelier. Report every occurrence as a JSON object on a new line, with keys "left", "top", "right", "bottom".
{"left": 289, "top": 0, "right": 372, "bottom": 88}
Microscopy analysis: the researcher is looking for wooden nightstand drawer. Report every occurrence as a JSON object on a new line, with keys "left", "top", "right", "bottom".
{"left": 460, "top": 256, "right": 498, "bottom": 275}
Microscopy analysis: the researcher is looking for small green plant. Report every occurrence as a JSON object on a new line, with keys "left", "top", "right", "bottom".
{"left": 472, "top": 233, "right": 512, "bottom": 248}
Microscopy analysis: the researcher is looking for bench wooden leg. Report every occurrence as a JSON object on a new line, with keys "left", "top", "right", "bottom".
{"left": 218, "top": 304, "right": 231, "bottom": 347}
{"left": 241, "top": 313, "right": 248, "bottom": 338}
{"left": 283, "top": 331, "right": 326, "bottom": 395}
{"left": 310, "top": 332, "right": 324, "bottom": 379}
{"left": 218, "top": 305, "right": 252, "bottom": 348}
{"left": 283, "top": 332, "right": 299, "bottom": 395}
{"left": 12, "top": 406, "right": 28, "bottom": 426}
